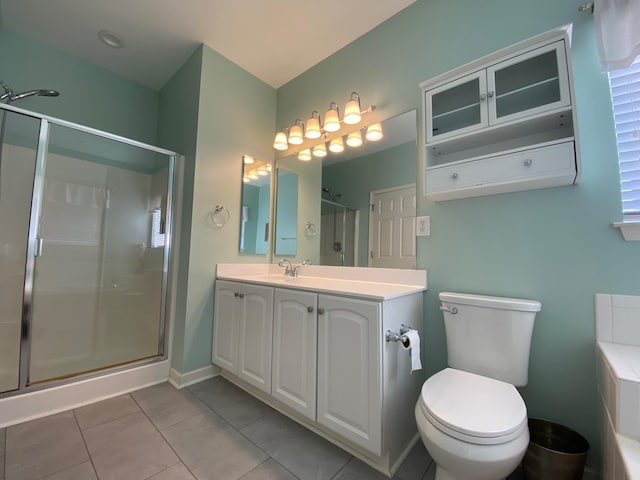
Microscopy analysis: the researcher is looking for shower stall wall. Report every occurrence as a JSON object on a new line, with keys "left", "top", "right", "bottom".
{"left": 0, "top": 103, "right": 178, "bottom": 397}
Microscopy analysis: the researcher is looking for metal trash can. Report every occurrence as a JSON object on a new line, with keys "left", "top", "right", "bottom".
{"left": 522, "top": 418, "right": 589, "bottom": 480}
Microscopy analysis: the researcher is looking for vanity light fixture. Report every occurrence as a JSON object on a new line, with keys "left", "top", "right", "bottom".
{"left": 329, "top": 137, "right": 345, "bottom": 153}
{"left": 243, "top": 155, "right": 255, "bottom": 164}
{"left": 343, "top": 92, "right": 362, "bottom": 124}
{"left": 273, "top": 127, "right": 289, "bottom": 151}
{"left": 305, "top": 111, "right": 322, "bottom": 139}
{"left": 324, "top": 102, "right": 341, "bottom": 133}
{"left": 346, "top": 130, "right": 363, "bottom": 147}
{"left": 365, "top": 122, "right": 383, "bottom": 141}
{"left": 312, "top": 143, "right": 327, "bottom": 158}
{"left": 288, "top": 120, "right": 305, "bottom": 145}
{"left": 298, "top": 149, "right": 312, "bottom": 161}
{"left": 257, "top": 167, "right": 268, "bottom": 176}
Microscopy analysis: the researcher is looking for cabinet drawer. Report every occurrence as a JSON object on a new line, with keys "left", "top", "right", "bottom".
{"left": 426, "top": 141, "right": 575, "bottom": 198}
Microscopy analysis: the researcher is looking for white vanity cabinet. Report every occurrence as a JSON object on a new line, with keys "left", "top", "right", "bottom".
{"left": 212, "top": 265, "right": 426, "bottom": 477}
{"left": 422, "top": 27, "right": 579, "bottom": 201}
{"left": 212, "top": 280, "right": 274, "bottom": 393}
{"left": 271, "top": 288, "right": 317, "bottom": 420}
{"left": 317, "top": 295, "right": 382, "bottom": 455}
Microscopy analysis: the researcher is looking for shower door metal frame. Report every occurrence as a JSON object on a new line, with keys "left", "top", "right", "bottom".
{"left": 0, "top": 102, "right": 180, "bottom": 396}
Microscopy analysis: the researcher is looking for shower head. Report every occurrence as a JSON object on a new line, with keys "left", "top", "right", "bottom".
{"left": 0, "top": 78, "right": 60, "bottom": 104}
{"left": 6, "top": 89, "right": 60, "bottom": 103}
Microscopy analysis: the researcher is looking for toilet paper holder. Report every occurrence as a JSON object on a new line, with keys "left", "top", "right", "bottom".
{"left": 385, "top": 324, "right": 411, "bottom": 343}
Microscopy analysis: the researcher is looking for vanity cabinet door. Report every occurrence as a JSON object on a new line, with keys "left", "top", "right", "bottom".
{"left": 237, "top": 284, "right": 274, "bottom": 394}
{"left": 317, "top": 294, "right": 382, "bottom": 455}
{"left": 212, "top": 280, "right": 241, "bottom": 373}
{"left": 272, "top": 289, "right": 317, "bottom": 420}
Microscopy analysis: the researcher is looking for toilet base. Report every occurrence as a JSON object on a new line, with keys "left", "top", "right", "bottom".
{"left": 415, "top": 401, "right": 528, "bottom": 480}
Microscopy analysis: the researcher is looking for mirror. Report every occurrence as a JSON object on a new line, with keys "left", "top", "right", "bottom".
{"left": 274, "top": 168, "right": 298, "bottom": 255}
{"left": 273, "top": 110, "right": 417, "bottom": 267}
{"left": 239, "top": 155, "right": 271, "bottom": 255}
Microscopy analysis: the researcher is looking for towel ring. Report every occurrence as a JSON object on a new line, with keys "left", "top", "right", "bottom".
{"left": 209, "top": 205, "right": 230, "bottom": 228}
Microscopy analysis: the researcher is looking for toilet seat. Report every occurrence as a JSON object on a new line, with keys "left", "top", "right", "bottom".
{"left": 419, "top": 368, "right": 527, "bottom": 445}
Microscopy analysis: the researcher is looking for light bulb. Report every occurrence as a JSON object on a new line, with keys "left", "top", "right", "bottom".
{"left": 248, "top": 172, "right": 259, "bottom": 180}
{"left": 243, "top": 155, "right": 255, "bottom": 164}
{"left": 313, "top": 143, "right": 327, "bottom": 158}
{"left": 298, "top": 149, "right": 312, "bottom": 161}
{"left": 343, "top": 93, "right": 362, "bottom": 124}
{"left": 288, "top": 122, "right": 304, "bottom": 145}
{"left": 324, "top": 103, "right": 341, "bottom": 132}
{"left": 305, "top": 112, "right": 322, "bottom": 139}
{"left": 257, "top": 168, "right": 268, "bottom": 176}
{"left": 243, "top": 177, "right": 250, "bottom": 183}
{"left": 365, "top": 123, "right": 383, "bottom": 141}
{"left": 329, "top": 137, "right": 344, "bottom": 153}
{"left": 346, "top": 130, "right": 363, "bottom": 147}
{"left": 273, "top": 132, "right": 288, "bottom": 151}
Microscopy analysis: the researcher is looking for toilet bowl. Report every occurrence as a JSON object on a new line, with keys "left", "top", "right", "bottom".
{"left": 416, "top": 292, "right": 541, "bottom": 480}
{"left": 415, "top": 368, "right": 529, "bottom": 480}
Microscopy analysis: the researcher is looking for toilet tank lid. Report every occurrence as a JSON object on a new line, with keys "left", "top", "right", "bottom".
{"left": 439, "top": 292, "right": 541, "bottom": 312}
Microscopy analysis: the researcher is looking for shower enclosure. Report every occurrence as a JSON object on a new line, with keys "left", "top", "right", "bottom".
{"left": 319, "top": 198, "right": 357, "bottom": 266}
{"left": 0, "top": 103, "right": 178, "bottom": 396}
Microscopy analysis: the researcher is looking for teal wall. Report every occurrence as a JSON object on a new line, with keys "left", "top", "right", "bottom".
{"left": 157, "top": 47, "right": 203, "bottom": 372}
{"left": 179, "top": 45, "right": 276, "bottom": 373}
{"left": 277, "top": 0, "right": 640, "bottom": 467}
{"left": 275, "top": 169, "right": 299, "bottom": 255}
{"left": 0, "top": 29, "right": 159, "bottom": 144}
{"left": 322, "top": 140, "right": 416, "bottom": 266}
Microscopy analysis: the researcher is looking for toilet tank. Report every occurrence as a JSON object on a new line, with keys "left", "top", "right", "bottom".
{"left": 439, "top": 292, "right": 541, "bottom": 387}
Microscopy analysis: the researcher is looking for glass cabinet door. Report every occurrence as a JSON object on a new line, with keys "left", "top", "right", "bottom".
{"left": 425, "top": 71, "right": 488, "bottom": 142}
{"left": 487, "top": 41, "right": 570, "bottom": 125}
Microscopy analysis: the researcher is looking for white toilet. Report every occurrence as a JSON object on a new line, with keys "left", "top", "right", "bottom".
{"left": 415, "top": 292, "right": 541, "bottom": 480}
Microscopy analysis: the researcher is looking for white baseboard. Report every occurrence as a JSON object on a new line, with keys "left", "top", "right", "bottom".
{"left": 168, "top": 364, "right": 220, "bottom": 389}
{"left": 0, "top": 360, "right": 170, "bottom": 429}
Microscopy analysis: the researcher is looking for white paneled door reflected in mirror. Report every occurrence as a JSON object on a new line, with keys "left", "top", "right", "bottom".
{"left": 273, "top": 110, "right": 418, "bottom": 268}
{"left": 239, "top": 155, "right": 272, "bottom": 256}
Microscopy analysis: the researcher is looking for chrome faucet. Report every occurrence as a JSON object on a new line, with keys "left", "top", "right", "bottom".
{"left": 278, "top": 259, "right": 298, "bottom": 277}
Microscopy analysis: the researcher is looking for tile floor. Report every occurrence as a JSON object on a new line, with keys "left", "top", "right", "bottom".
{"left": 0, "top": 376, "right": 527, "bottom": 480}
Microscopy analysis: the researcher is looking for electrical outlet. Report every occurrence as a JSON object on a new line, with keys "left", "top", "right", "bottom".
{"left": 416, "top": 216, "right": 430, "bottom": 236}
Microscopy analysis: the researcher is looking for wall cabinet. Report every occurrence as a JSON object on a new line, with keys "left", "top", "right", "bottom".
{"left": 422, "top": 27, "right": 579, "bottom": 201}
{"left": 212, "top": 280, "right": 273, "bottom": 393}
{"left": 212, "top": 278, "right": 423, "bottom": 476}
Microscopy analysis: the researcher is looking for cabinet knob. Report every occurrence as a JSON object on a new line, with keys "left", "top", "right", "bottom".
{"left": 479, "top": 93, "right": 486, "bottom": 101}
{"left": 317, "top": 308, "right": 325, "bottom": 315}
{"left": 524, "top": 159, "right": 532, "bottom": 167}
{"left": 451, "top": 172, "right": 458, "bottom": 179}
{"left": 234, "top": 292, "right": 239, "bottom": 297}
{"left": 487, "top": 90, "right": 495, "bottom": 98}
{"left": 237, "top": 293, "right": 244, "bottom": 299}
{"left": 307, "top": 306, "right": 314, "bottom": 313}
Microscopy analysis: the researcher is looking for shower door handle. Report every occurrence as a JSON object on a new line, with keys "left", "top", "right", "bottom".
{"left": 35, "top": 237, "right": 44, "bottom": 257}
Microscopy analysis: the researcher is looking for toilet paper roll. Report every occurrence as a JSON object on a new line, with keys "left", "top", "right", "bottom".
{"left": 401, "top": 329, "right": 422, "bottom": 373}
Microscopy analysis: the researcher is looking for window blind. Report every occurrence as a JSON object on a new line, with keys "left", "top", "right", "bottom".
{"left": 151, "top": 208, "right": 165, "bottom": 248}
{"left": 610, "top": 57, "right": 640, "bottom": 216}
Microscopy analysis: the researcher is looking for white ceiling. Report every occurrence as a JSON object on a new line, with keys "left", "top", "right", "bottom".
{"left": 1, "top": 0, "right": 416, "bottom": 90}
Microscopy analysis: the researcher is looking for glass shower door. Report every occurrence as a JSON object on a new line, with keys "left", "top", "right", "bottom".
{"left": 0, "top": 111, "right": 41, "bottom": 393}
{"left": 28, "top": 123, "right": 172, "bottom": 384}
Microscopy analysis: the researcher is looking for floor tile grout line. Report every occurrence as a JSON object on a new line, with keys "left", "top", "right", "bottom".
{"left": 130, "top": 390, "right": 199, "bottom": 480}
{"left": 73, "top": 394, "right": 143, "bottom": 432}
{"left": 70, "top": 409, "right": 100, "bottom": 480}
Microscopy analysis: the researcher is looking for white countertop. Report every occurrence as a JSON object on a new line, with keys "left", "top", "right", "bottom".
{"left": 216, "top": 264, "right": 427, "bottom": 301}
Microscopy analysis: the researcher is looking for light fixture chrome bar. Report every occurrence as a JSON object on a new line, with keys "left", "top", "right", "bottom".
{"left": 578, "top": 2, "right": 594, "bottom": 12}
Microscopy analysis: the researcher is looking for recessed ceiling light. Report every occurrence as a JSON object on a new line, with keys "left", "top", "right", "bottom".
{"left": 97, "top": 30, "right": 124, "bottom": 49}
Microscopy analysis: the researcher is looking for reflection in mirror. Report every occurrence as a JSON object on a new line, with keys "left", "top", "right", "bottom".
{"left": 240, "top": 155, "right": 271, "bottom": 255}
{"left": 274, "top": 110, "right": 417, "bottom": 267}
{"left": 275, "top": 168, "right": 298, "bottom": 255}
